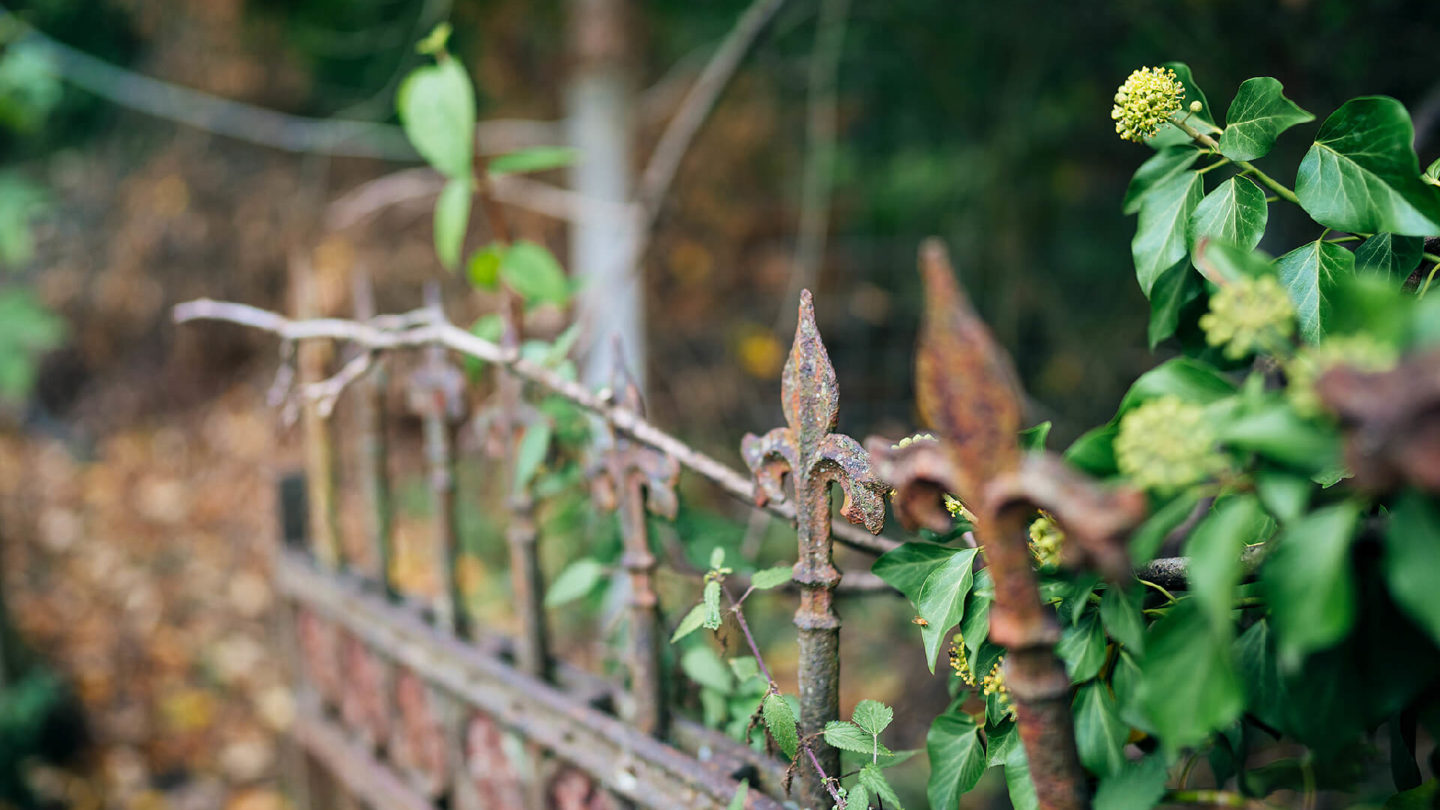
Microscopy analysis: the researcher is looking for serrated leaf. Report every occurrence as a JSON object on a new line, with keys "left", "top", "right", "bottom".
{"left": 1094, "top": 754, "right": 1170, "bottom": 810}
{"left": 1385, "top": 493, "right": 1440, "bottom": 646}
{"left": 681, "top": 645, "right": 733, "bottom": 693}
{"left": 858, "top": 763, "right": 903, "bottom": 810}
{"left": 852, "top": 700, "right": 893, "bottom": 736}
{"left": 397, "top": 58, "right": 476, "bottom": 179}
{"left": 1123, "top": 147, "right": 1201, "bottom": 215}
{"left": 501, "top": 239, "right": 571, "bottom": 306}
{"left": 1218, "top": 77, "right": 1315, "bottom": 161}
{"left": 926, "top": 712, "right": 985, "bottom": 809}
{"left": 1074, "top": 682, "right": 1129, "bottom": 777}
{"left": 1133, "top": 171, "right": 1204, "bottom": 296}
{"left": 846, "top": 784, "right": 867, "bottom": 809}
{"left": 670, "top": 603, "right": 706, "bottom": 643}
{"left": 1275, "top": 238, "right": 1355, "bottom": 343}
{"left": 1296, "top": 96, "right": 1440, "bottom": 236}
{"left": 762, "top": 692, "right": 798, "bottom": 760}
{"left": 915, "top": 548, "right": 978, "bottom": 672}
{"left": 1354, "top": 233, "right": 1424, "bottom": 281}
{"left": 544, "top": 558, "right": 605, "bottom": 607}
{"left": 433, "top": 177, "right": 472, "bottom": 270}
{"left": 823, "top": 720, "right": 875, "bottom": 754}
{"left": 1187, "top": 176, "right": 1268, "bottom": 261}
{"left": 748, "top": 565, "right": 792, "bottom": 590}
{"left": 710, "top": 547, "right": 726, "bottom": 570}
{"left": 1263, "top": 500, "right": 1360, "bottom": 668}
{"left": 512, "top": 420, "right": 552, "bottom": 497}
{"left": 702, "top": 579, "right": 723, "bottom": 630}
{"left": 872, "top": 542, "right": 956, "bottom": 606}
{"left": 488, "top": 145, "right": 579, "bottom": 176}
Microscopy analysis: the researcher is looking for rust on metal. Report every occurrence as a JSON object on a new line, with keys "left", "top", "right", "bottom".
{"left": 339, "top": 631, "right": 392, "bottom": 750}
{"left": 592, "top": 353, "right": 680, "bottom": 739}
{"left": 392, "top": 668, "right": 450, "bottom": 796}
{"left": 741, "top": 289, "right": 886, "bottom": 805}
{"left": 1317, "top": 349, "right": 1440, "bottom": 494}
{"left": 466, "top": 714, "right": 528, "bottom": 808}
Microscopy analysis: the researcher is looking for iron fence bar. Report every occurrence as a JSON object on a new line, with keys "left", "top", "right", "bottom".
{"left": 276, "top": 549, "right": 783, "bottom": 810}
{"left": 351, "top": 271, "right": 395, "bottom": 598}
{"left": 289, "top": 260, "right": 342, "bottom": 569}
{"left": 294, "top": 699, "right": 435, "bottom": 810}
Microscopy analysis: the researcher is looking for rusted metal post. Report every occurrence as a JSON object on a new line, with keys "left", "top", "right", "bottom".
{"left": 593, "top": 356, "right": 679, "bottom": 738}
{"left": 352, "top": 271, "right": 395, "bottom": 597}
{"left": 292, "top": 253, "right": 341, "bottom": 569}
{"left": 742, "top": 290, "right": 886, "bottom": 805}
{"left": 408, "top": 283, "right": 469, "bottom": 636}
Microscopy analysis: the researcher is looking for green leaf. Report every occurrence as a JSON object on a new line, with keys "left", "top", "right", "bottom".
{"left": 1057, "top": 610, "right": 1106, "bottom": 683}
{"left": 1255, "top": 469, "right": 1312, "bottom": 525}
{"left": 925, "top": 712, "right": 986, "bottom": 809}
{"left": 710, "top": 548, "right": 726, "bottom": 570}
{"left": 1065, "top": 423, "right": 1119, "bottom": 477}
{"left": 1074, "top": 682, "right": 1129, "bottom": 777}
{"left": 1218, "top": 77, "right": 1315, "bottom": 161}
{"left": 1233, "top": 618, "right": 1286, "bottom": 732}
{"left": 467, "top": 243, "right": 505, "bottom": 288}
{"left": 1384, "top": 492, "right": 1440, "bottom": 645}
{"left": 1018, "top": 421, "right": 1052, "bottom": 452}
{"left": 1119, "top": 357, "right": 1236, "bottom": 414}
{"left": 726, "top": 781, "right": 747, "bottom": 810}
{"left": 1133, "top": 171, "right": 1204, "bottom": 297}
{"left": 1354, "top": 233, "right": 1424, "bottom": 281}
{"left": 670, "top": 603, "right": 707, "bottom": 643}
{"left": 397, "top": 57, "right": 476, "bottom": 179}
{"left": 762, "top": 692, "right": 799, "bottom": 760}
{"left": 959, "top": 582, "right": 991, "bottom": 656}
{"left": 845, "top": 784, "right": 867, "bottom": 810}
{"left": 1187, "top": 176, "right": 1269, "bottom": 260}
{"left": 872, "top": 542, "right": 956, "bottom": 606}
{"left": 1185, "top": 495, "right": 1267, "bottom": 633}
{"left": 748, "top": 565, "right": 792, "bottom": 590}
{"left": 1094, "top": 754, "right": 1170, "bottom": 810}
{"left": 1131, "top": 488, "right": 1202, "bottom": 565}
{"left": 501, "top": 240, "right": 571, "bottom": 306}
{"left": 512, "top": 421, "right": 552, "bottom": 497}
{"left": 1101, "top": 586, "right": 1145, "bottom": 653}
{"left": 858, "top": 763, "right": 904, "bottom": 810}
{"left": 1296, "top": 96, "right": 1440, "bottom": 236}
{"left": 702, "top": 579, "right": 723, "bottom": 631}
{"left": 488, "top": 145, "right": 580, "bottom": 176}
{"left": 1193, "top": 239, "right": 1275, "bottom": 285}
{"left": 1275, "top": 239, "right": 1356, "bottom": 343}
{"left": 1386, "top": 780, "right": 1439, "bottom": 810}
{"left": 0, "top": 173, "right": 49, "bottom": 267}
{"left": 544, "top": 558, "right": 605, "bottom": 607}
{"left": 0, "top": 289, "right": 64, "bottom": 401}
{"left": 1147, "top": 62, "right": 1215, "bottom": 149}
{"left": 1214, "top": 398, "right": 1341, "bottom": 472}
{"left": 852, "top": 700, "right": 893, "bottom": 736}
{"left": 1001, "top": 734, "right": 1039, "bottom": 810}
{"left": 1123, "top": 147, "right": 1200, "bottom": 215}
{"left": 1147, "top": 259, "right": 1202, "bottom": 349}
{"left": 433, "top": 177, "right": 472, "bottom": 270}
{"left": 1138, "top": 600, "right": 1243, "bottom": 749}
{"left": 1263, "top": 500, "right": 1361, "bottom": 668}
{"left": 824, "top": 720, "right": 876, "bottom": 754}
{"left": 915, "top": 548, "right": 979, "bottom": 672}
{"left": 681, "top": 645, "right": 733, "bottom": 693}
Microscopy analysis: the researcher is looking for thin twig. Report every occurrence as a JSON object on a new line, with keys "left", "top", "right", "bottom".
{"left": 723, "top": 584, "right": 775, "bottom": 686}
{"left": 804, "top": 745, "right": 846, "bottom": 808}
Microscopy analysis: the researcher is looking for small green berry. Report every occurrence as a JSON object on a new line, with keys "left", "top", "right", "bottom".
{"left": 1189, "top": 100, "right": 1203, "bottom": 113}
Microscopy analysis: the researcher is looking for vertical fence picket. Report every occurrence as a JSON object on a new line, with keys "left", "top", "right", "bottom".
{"left": 351, "top": 271, "right": 395, "bottom": 598}
{"left": 292, "top": 253, "right": 341, "bottom": 569}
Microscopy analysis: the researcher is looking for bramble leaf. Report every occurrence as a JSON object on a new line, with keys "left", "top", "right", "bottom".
{"left": 762, "top": 692, "right": 798, "bottom": 760}
{"left": 544, "top": 558, "right": 605, "bottom": 607}
{"left": 749, "top": 565, "right": 793, "bottom": 590}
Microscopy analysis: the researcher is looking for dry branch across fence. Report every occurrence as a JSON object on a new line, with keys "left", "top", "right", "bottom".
{"left": 175, "top": 242, "right": 1189, "bottom": 810}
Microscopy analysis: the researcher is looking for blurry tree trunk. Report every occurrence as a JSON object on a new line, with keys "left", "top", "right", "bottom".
{"left": 565, "top": 0, "right": 643, "bottom": 393}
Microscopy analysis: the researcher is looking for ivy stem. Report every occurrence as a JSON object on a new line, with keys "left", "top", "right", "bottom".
{"left": 1324, "top": 235, "right": 1362, "bottom": 244}
{"left": 1195, "top": 157, "right": 1232, "bottom": 176}
{"left": 1139, "top": 577, "right": 1179, "bottom": 605}
{"left": 1166, "top": 789, "right": 1270, "bottom": 808}
{"left": 1419, "top": 262, "right": 1439, "bottom": 299}
{"left": 1169, "top": 117, "right": 1301, "bottom": 205}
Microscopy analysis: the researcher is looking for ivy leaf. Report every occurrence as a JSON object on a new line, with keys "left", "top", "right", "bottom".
{"left": 1218, "top": 77, "right": 1315, "bottom": 161}
{"left": 1057, "top": 610, "right": 1106, "bottom": 683}
{"left": 467, "top": 243, "right": 505, "bottom": 288}
{"left": 1100, "top": 586, "right": 1145, "bottom": 653}
{"left": 1185, "top": 495, "right": 1267, "bottom": 634}
{"left": 1130, "top": 488, "right": 1202, "bottom": 565}
{"left": 1118, "top": 357, "right": 1236, "bottom": 414}
{"left": 925, "top": 712, "right": 985, "bottom": 809}
{"left": 1234, "top": 618, "right": 1287, "bottom": 732}
{"left": 488, "top": 145, "right": 579, "bottom": 176}
{"left": 1123, "top": 147, "right": 1200, "bottom": 214}
{"left": 762, "top": 692, "right": 799, "bottom": 760}
{"left": 1255, "top": 469, "right": 1312, "bottom": 525}
{"left": 1133, "top": 171, "right": 1204, "bottom": 297}
{"left": 1187, "top": 177, "right": 1269, "bottom": 262}
{"left": 1147, "top": 62, "right": 1215, "bottom": 149}
{"left": 1001, "top": 734, "right": 1039, "bottom": 810}
{"left": 852, "top": 700, "right": 894, "bottom": 737}
{"left": 396, "top": 57, "right": 476, "bottom": 179}
{"left": 1065, "top": 423, "right": 1119, "bottom": 477}
{"left": 1275, "top": 238, "right": 1355, "bottom": 343}
{"left": 681, "top": 646, "right": 733, "bottom": 693}
{"left": 858, "top": 763, "right": 904, "bottom": 810}
{"left": 1094, "top": 754, "right": 1170, "bottom": 810}
{"left": 670, "top": 603, "right": 706, "bottom": 643}
{"left": 1147, "top": 259, "right": 1202, "bottom": 349}
{"left": 1354, "top": 233, "right": 1424, "bottom": 281}
{"left": 0, "top": 289, "right": 64, "bottom": 402}
{"left": 544, "top": 558, "right": 605, "bottom": 607}
{"left": 915, "top": 548, "right": 979, "bottom": 672}
{"left": 1074, "top": 682, "right": 1129, "bottom": 777}
{"left": 1138, "top": 600, "right": 1243, "bottom": 749}
{"left": 1384, "top": 493, "right": 1440, "bottom": 646}
{"left": 748, "top": 565, "right": 793, "bottom": 591}
{"left": 702, "top": 579, "right": 723, "bottom": 631}
{"left": 1263, "top": 501, "right": 1361, "bottom": 668}
{"left": 512, "top": 420, "right": 552, "bottom": 497}
{"left": 433, "top": 177, "right": 472, "bottom": 270}
{"left": 1214, "top": 399, "right": 1341, "bottom": 473}
{"left": 1295, "top": 97, "right": 1440, "bottom": 236}
{"left": 501, "top": 240, "right": 571, "bottom": 306}
{"left": 1018, "top": 421, "right": 1052, "bottom": 453}
{"left": 871, "top": 542, "right": 956, "bottom": 606}
{"left": 824, "top": 720, "right": 878, "bottom": 755}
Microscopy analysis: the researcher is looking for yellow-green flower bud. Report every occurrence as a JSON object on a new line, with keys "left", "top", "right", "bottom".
{"left": 1189, "top": 100, "right": 1203, "bottom": 113}
{"left": 1112, "top": 67, "right": 1186, "bottom": 143}
{"left": 1027, "top": 511, "right": 1064, "bottom": 568}
{"left": 1286, "top": 335, "right": 1399, "bottom": 418}
{"left": 944, "top": 494, "right": 977, "bottom": 525}
{"left": 947, "top": 633, "right": 976, "bottom": 686}
{"left": 1115, "top": 396, "right": 1227, "bottom": 493}
{"left": 1198, "top": 275, "right": 1296, "bottom": 359}
{"left": 981, "top": 658, "right": 1016, "bottom": 719}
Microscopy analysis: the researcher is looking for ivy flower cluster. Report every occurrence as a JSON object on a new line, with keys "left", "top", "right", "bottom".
{"left": 981, "top": 659, "right": 1016, "bottom": 720}
{"left": 1286, "top": 334, "right": 1399, "bottom": 417}
{"left": 947, "top": 633, "right": 975, "bottom": 686}
{"left": 1112, "top": 66, "right": 1186, "bottom": 142}
{"left": 1115, "top": 396, "right": 1227, "bottom": 493}
{"left": 1027, "top": 511, "right": 1065, "bottom": 568}
{"left": 1199, "top": 275, "right": 1296, "bottom": 359}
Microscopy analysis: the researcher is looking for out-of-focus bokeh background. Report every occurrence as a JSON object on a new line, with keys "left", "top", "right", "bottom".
{"left": 0, "top": 0, "right": 1436, "bottom": 807}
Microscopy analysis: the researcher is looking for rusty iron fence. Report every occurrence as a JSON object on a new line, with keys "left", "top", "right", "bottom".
{"left": 173, "top": 239, "right": 1161, "bottom": 810}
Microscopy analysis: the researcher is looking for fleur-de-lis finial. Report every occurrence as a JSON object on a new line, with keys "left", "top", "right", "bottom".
{"left": 740, "top": 289, "right": 886, "bottom": 805}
